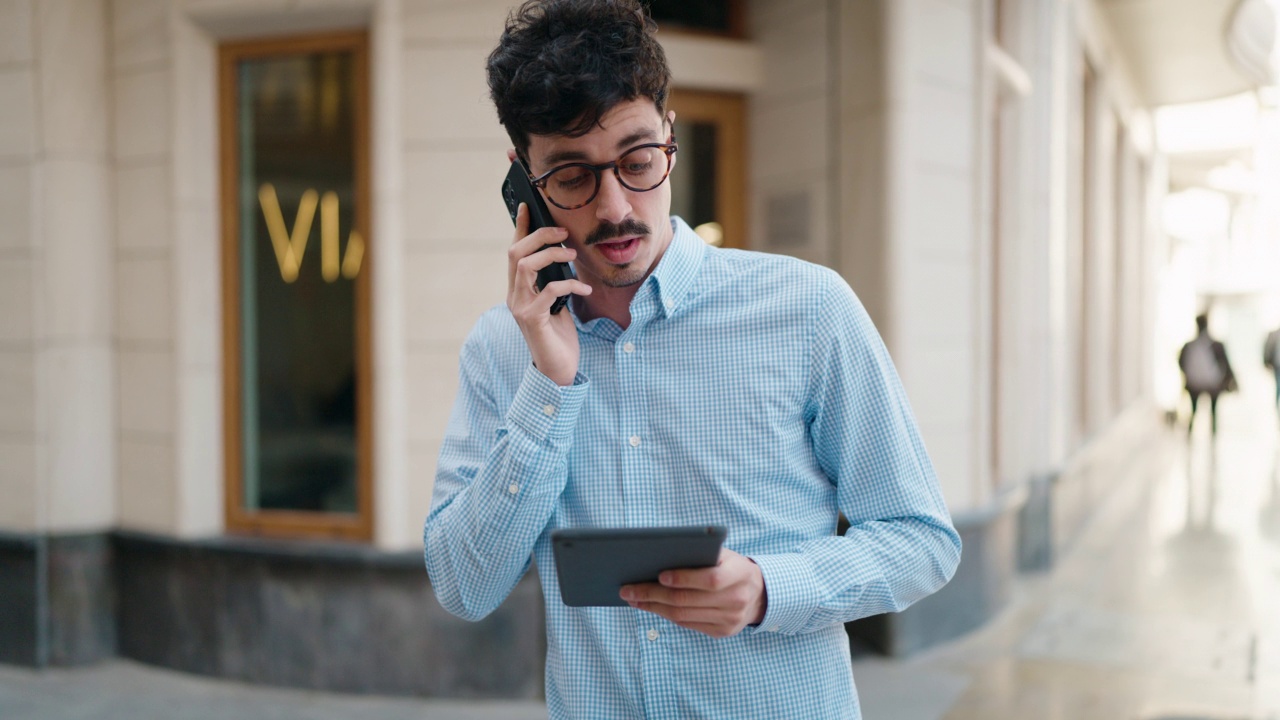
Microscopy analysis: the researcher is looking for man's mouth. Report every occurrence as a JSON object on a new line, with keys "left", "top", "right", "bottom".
{"left": 593, "top": 236, "right": 641, "bottom": 264}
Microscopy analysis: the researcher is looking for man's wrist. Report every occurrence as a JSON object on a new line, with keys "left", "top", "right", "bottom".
{"left": 748, "top": 557, "right": 767, "bottom": 626}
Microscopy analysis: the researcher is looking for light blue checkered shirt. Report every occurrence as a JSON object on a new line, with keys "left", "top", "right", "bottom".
{"left": 425, "top": 217, "right": 960, "bottom": 719}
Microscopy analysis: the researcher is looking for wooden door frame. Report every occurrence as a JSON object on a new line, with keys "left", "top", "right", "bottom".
{"left": 667, "top": 89, "right": 747, "bottom": 249}
{"left": 218, "top": 30, "right": 374, "bottom": 541}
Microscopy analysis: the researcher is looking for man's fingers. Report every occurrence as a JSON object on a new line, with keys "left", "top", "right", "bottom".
{"left": 509, "top": 230, "right": 572, "bottom": 300}
{"left": 656, "top": 557, "right": 736, "bottom": 591}
{"left": 511, "top": 225, "right": 568, "bottom": 257}
{"left": 513, "top": 249, "right": 580, "bottom": 308}
{"left": 625, "top": 600, "right": 749, "bottom": 639}
{"left": 621, "top": 581, "right": 744, "bottom": 608}
{"left": 657, "top": 568, "right": 716, "bottom": 591}
{"left": 522, "top": 279, "right": 590, "bottom": 316}
{"left": 628, "top": 602, "right": 727, "bottom": 625}
{"left": 540, "top": 279, "right": 592, "bottom": 301}
{"left": 508, "top": 203, "right": 529, "bottom": 287}
{"left": 513, "top": 202, "right": 529, "bottom": 240}
{"left": 517, "top": 245, "right": 577, "bottom": 275}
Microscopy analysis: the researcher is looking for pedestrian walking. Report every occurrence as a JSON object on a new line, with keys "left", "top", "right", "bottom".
{"left": 1178, "top": 313, "right": 1236, "bottom": 437}
{"left": 1264, "top": 325, "right": 1280, "bottom": 419}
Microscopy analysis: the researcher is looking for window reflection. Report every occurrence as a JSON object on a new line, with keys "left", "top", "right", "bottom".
{"left": 670, "top": 120, "right": 721, "bottom": 244}
{"left": 235, "top": 48, "right": 361, "bottom": 515}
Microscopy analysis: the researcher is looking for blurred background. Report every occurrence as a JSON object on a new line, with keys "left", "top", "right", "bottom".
{"left": 2, "top": 0, "right": 1280, "bottom": 718}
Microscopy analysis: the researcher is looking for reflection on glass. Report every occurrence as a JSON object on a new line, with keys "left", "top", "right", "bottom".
{"left": 236, "top": 50, "right": 360, "bottom": 514}
{"left": 670, "top": 120, "right": 719, "bottom": 242}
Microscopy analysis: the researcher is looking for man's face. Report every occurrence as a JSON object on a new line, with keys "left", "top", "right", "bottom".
{"left": 524, "top": 98, "right": 675, "bottom": 290}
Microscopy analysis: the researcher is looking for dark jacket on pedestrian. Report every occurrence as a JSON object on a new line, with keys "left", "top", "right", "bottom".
{"left": 1179, "top": 332, "right": 1236, "bottom": 395}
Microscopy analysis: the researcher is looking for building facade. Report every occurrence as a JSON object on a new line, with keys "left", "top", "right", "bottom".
{"left": 0, "top": 0, "right": 1167, "bottom": 697}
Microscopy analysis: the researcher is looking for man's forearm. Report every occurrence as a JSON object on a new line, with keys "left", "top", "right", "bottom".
{"left": 425, "top": 429, "right": 568, "bottom": 621}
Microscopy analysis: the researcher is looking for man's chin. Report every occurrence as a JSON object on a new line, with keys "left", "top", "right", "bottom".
{"left": 599, "top": 269, "right": 647, "bottom": 289}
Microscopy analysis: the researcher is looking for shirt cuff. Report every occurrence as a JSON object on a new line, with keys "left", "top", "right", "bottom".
{"left": 505, "top": 363, "right": 589, "bottom": 447}
{"left": 745, "top": 553, "right": 823, "bottom": 636}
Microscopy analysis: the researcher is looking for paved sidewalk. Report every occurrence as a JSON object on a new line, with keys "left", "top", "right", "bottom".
{"left": 0, "top": 661, "right": 547, "bottom": 720}
{"left": 854, "top": 373, "right": 1280, "bottom": 720}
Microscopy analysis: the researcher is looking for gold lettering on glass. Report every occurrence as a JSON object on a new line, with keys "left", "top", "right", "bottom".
{"left": 258, "top": 183, "right": 364, "bottom": 282}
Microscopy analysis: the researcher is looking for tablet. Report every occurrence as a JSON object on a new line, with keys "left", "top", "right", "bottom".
{"left": 550, "top": 525, "right": 727, "bottom": 607}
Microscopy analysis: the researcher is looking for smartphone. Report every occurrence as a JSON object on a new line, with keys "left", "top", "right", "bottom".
{"left": 501, "top": 160, "right": 575, "bottom": 314}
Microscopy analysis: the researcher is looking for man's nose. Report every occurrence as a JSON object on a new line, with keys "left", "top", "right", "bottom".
{"left": 594, "top": 171, "right": 633, "bottom": 226}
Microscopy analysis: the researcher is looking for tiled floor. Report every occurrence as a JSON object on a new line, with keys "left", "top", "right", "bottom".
{"left": 0, "top": 661, "right": 548, "bottom": 720}
{"left": 4, "top": 379, "right": 1280, "bottom": 720}
{"left": 855, "top": 371, "right": 1280, "bottom": 720}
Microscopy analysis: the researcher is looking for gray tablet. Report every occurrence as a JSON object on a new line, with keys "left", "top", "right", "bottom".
{"left": 550, "top": 525, "right": 727, "bottom": 607}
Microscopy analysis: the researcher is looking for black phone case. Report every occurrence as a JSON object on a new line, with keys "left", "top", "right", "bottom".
{"left": 502, "top": 161, "right": 575, "bottom": 314}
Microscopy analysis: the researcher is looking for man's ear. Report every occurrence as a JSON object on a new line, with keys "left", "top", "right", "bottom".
{"left": 506, "top": 148, "right": 518, "bottom": 163}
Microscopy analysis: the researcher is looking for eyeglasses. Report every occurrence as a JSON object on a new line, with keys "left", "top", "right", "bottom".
{"left": 529, "top": 135, "right": 678, "bottom": 210}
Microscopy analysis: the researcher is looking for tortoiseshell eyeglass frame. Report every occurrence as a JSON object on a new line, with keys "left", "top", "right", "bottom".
{"left": 528, "top": 134, "right": 679, "bottom": 210}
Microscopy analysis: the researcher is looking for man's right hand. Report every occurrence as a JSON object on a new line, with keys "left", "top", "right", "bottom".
{"left": 507, "top": 203, "right": 593, "bottom": 387}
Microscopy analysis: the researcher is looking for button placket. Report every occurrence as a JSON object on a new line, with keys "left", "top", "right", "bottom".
{"left": 616, "top": 324, "right": 647, "bottom": 528}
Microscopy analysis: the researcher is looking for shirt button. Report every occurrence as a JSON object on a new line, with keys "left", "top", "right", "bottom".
{"left": 542, "top": 404, "right": 555, "bottom": 416}
{"left": 629, "top": 436, "right": 641, "bottom": 448}
{"left": 769, "top": 625, "right": 781, "bottom": 633}
{"left": 646, "top": 629, "right": 659, "bottom": 642}
{"left": 623, "top": 342, "right": 635, "bottom": 353}
{"left": 507, "top": 484, "right": 519, "bottom": 495}
{"left": 664, "top": 299, "right": 674, "bottom": 311}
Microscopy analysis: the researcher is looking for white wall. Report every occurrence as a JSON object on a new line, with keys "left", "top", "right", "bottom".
{"left": 1072, "top": 0, "right": 1160, "bottom": 446}
{"left": 1000, "top": 0, "right": 1060, "bottom": 486}
{"left": 1011, "top": 0, "right": 1161, "bottom": 474}
{"left": 0, "top": 0, "right": 41, "bottom": 531}
{"left": 113, "top": 0, "right": 180, "bottom": 535}
{"left": 884, "top": 0, "right": 983, "bottom": 512}
{"left": 748, "top": 0, "right": 836, "bottom": 268}
{"left": 113, "top": 0, "right": 226, "bottom": 537}
{"left": 0, "top": 0, "right": 117, "bottom": 534}
{"left": 398, "top": 0, "right": 511, "bottom": 549}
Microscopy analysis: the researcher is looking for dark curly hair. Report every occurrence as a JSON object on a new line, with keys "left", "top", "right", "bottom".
{"left": 486, "top": 0, "right": 671, "bottom": 160}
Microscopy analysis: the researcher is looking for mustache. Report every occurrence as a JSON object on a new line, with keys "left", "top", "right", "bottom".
{"left": 585, "top": 218, "right": 651, "bottom": 246}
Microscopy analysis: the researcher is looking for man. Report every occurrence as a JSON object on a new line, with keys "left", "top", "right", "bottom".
{"left": 1264, "top": 324, "right": 1280, "bottom": 418}
{"left": 1178, "top": 313, "right": 1236, "bottom": 437}
{"left": 423, "top": 1, "right": 960, "bottom": 717}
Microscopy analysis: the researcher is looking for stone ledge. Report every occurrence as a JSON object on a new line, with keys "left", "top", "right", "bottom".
{"left": 0, "top": 530, "right": 545, "bottom": 699}
{"left": 113, "top": 531, "right": 545, "bottom": 698}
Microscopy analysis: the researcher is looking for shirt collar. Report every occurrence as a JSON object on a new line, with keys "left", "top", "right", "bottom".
{"left": 644, "top": 216, "right": 706, "bottom": 319}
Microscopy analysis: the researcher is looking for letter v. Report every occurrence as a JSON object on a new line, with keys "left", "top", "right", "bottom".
{"left": 258, "top": 183, "right": 319, "bottom": 283}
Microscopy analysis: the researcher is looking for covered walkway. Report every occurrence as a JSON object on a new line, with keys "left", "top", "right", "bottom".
{"left": 860, "top": 368, "right": 1280, "bottom": 719}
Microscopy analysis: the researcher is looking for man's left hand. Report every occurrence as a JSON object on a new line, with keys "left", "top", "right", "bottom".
{"left": 620, "top": 548, "right": 767, "bottom": 638}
